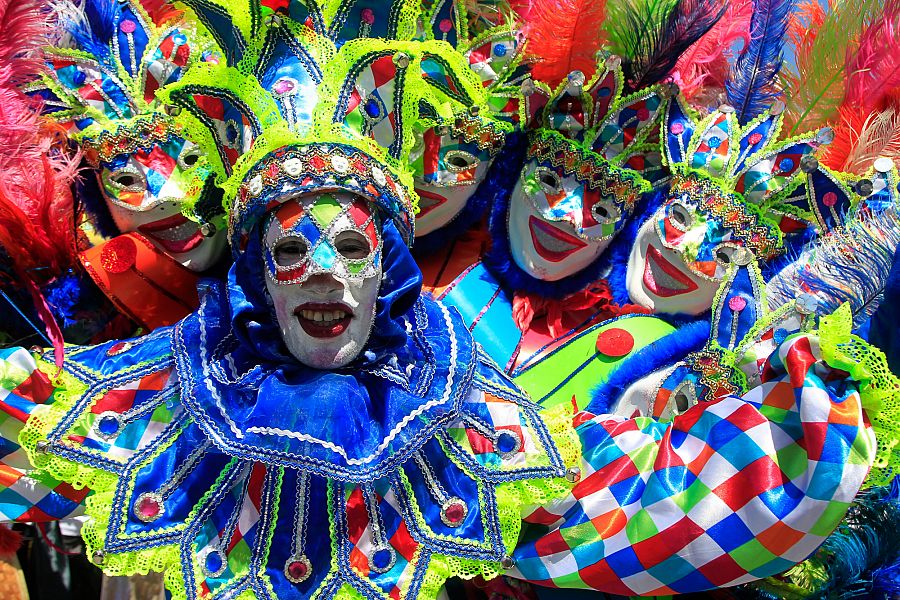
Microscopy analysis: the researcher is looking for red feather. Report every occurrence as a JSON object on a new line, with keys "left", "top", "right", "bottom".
{"left": 138, "top": 0, "right": 184, "bottom": 27}
{"left": 520, "top": 0, "right": 608, "bottom": 88}
{"left": 844, "top": 0, "right": 900, "bottom": 113}
{"left": 672, "top": 0, "right": 753, "bottom": 101}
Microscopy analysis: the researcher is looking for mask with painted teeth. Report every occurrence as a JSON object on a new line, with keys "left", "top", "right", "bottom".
{"left": 263, "top": 191, "right": 383, "bottom": 369}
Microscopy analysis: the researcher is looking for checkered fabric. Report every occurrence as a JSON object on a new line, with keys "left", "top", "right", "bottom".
{"left": 0, "top": 348, "right": 86, "bottom": 522}
{"left": 512, "top": 332, "right": 874, "bottom": 595}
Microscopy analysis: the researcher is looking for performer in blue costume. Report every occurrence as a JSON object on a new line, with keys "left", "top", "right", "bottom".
{"left": 0, "top": 2, "right": 896, "bottom": 599}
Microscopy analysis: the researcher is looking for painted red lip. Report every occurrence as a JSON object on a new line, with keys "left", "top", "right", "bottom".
{"left": 529, "top": 216, "right": 586, "bottom": 262}
{"left": 415, "top": 188, "right": 447, "bottom": 217}
{"left": 138, "top": 213, "right": 204, "bottom": 254}
{"left": 643, "top": 244, "right": 699, "bottom": 297}
{"left": 294, "top": 302, "right": 353, "bottom": 339}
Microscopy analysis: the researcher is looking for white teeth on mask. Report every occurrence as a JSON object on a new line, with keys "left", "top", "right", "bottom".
{"left": 298, "top": 309, "right": 351, "bottom": 323}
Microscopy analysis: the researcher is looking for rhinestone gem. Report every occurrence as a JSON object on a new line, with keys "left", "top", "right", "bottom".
{"left": 369, "top": 546, "right": 396, "bottom": 574}
{"left": 107, "top": 341, "right": 133, "bottom": 356}
{"left": 200, "top": 222, "right": 217, "bottom": 237}
{"left": 728, "top": 296, "right": 747, "bottom": 312}
{"left": 493, "top": 43, "right": 507, "bottom": 57}
{"left": 134, "top": 492, "right": 164, "bottom": 522}
{"left": 816, "top": 127, "right": 835, "bottom": 145}
{"left": 201, "top": 548, "right": 226, "bottom": 577}
{"left": 706, "top": 136, "right": 722, "bottom": 148}
{"left": 822, "top": 191, "right": 838, "bottom": 207}
{"left": 95, "top": 411, "right": 122, "bottom": 439}
{"left": 273, "top": 78, "right": 296, "bottom": 95}
{"left": 670, "top": 122, "right": 684, "bottom": 135}
{"left": 747, "top": 132, "right": 763, "bottom": 145}
{"left": 360, "top": 8, "right": 375, "bottom": 24}
{"left": 500, "top": 555, "right": 516, "bottom": 569}
{"left": 35, "top": 440, "right": 50, "bottom": 454}
{"left": 718, "top": 104, "right": 735, "bottom": 113}
{"left": 438, "top": 18, "right": 452, "bottom": 33}
{"left": 494, "top": 430, "right": 519, "bottom": 456}
{"left": 92, "top": 550, "right": 105, "bottom": 565}
{"left": 392, "top": 52, "right": 410, "bottom": 68}
{"left": 164, "top": 104, "right": 181, "bottom": 116}
{"left": 778, "top": 158, "right": 794, "bottom": 172}
{"left": 856, "top": 179, "right": 874, "bottom": 196}
{"left": 800, "top": 155, "right": 818, "bottom": 173}
{"left": 440, "top": 498, "right": 467, "bottom": 527}
{"left": 284, "top": 555, "right": 312, "bottom": 583}
{"left": 874, "top": 157, "right": 894, "bottom": 173}
{"left": 72, "top": 70, "right": 86, "bottom": 86}
{"left": 364, "top": 98, "right": 381, "bottom": 118}
{"left": 733, "top": 247, "right": 753, "bottom": 266}
{"left": 565, "top": 467, "right": 581, "bottom": 483}
{"left": 119, "top": 19, "right": 136, "bottom": 33}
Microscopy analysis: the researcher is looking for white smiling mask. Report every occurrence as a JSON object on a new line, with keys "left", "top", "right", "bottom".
{"left": 263, "top": 191, "right": 383, "bottom": 369}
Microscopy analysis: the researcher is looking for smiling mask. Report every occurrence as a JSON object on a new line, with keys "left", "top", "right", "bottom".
{"left": 505, "top": 58, "right": 667, "bottom": 281}
{"left": 33, "top": 1, "right": 226, "bottom": 271}
{"left": 626, "top": 96, "right": 858, "bottom": 315}
{"left": 263, "top": 192, "right": 382, "bottom": 368}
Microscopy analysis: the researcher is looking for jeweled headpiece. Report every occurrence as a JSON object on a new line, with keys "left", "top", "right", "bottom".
{"left": 515, "top": 57, "right": 669, "bottom": 240}
{"left": 662, "top": 96, "right": 859, "bottom": 263}
{"left": 160, "top": 0, "right": 509, "bottom": 250}
{"left": 28, "top": 0, "right": 218, "bottom": 173}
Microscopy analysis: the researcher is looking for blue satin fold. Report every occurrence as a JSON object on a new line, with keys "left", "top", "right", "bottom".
{"left": 174, "top": 220, "right": 478, "bottom": 481}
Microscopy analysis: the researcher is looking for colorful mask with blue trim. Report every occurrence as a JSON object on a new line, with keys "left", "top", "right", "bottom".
{"left": 29, "top": 1, "right": 228, "bottom": 271}
{"left": 264, "top": 191, "right": 383, "bottom": 368}
{"left": 627, "top": 96, "right": 857, "bottom": 315}
{"left": 507, "top": 58, "right": 663, "bottom": 281}
{"left": 159, "top": 3, "right": 498, "bottom": 365}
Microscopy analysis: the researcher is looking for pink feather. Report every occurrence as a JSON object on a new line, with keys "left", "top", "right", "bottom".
{"left": 671, "top": 0, "right": 753, "bottom": 101}
{"left": 0, "top": 0, "right": 52, "bottom": 87}
{"left": 844, "top": 0, "right": 900, "bottom": 113}
{"left": 519, "top": 0, "right": 608, "bottom": 88}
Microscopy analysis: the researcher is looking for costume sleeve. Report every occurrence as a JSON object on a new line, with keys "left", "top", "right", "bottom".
{"left": 511, "top": 332, "right": 877, "bottom": 595}
{"left": 0, "top": 348, "right": 87, "bottom": 522}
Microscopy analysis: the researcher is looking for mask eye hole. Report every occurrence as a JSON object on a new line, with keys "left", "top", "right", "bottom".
{"left": 671, "top": 381, "right": 697, "bottom": 414}
{"left": 534, "top": 167, "right": 561, "bottom": 194}
{"left": 273, "top": 238, "right": 308, "bottom": 266}
{"left": 714, "top": 244, "right": 737, "bottom": 266}
{"left": 334, "top": 230, "right": 371, "bottom": 259}
{"left": 668, "top": 202, "right": 692, "bottom": 231}
{"left": 591, "top": 199, "right": 620, "bottom": 225}
{"left": 444, "top": 150, "right": 479, "bottom": 173}
{"left": 178, "top": 144, "right": 203, "bottom": 169}
{"left": 107, "top": 169, "right": 146, "bottom": 191}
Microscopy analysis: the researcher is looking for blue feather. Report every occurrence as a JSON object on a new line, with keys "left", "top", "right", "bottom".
{"left": 69, "top": 0, "right": 120, "bottom": 66}
{"left": 725, "top": 0, "right": 794, "bottom": 125}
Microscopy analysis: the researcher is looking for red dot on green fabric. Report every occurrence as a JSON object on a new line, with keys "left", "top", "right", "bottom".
{"left": 595, "top": 328, "right": 634, "bottom": 357}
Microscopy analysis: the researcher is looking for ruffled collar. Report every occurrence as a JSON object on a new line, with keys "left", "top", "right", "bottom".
{"left": 174, "top": 280, "right": 476, "bottom": 482}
